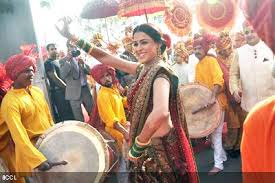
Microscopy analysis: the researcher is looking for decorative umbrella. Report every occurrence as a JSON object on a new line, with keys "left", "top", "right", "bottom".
{"left": 118, "top": 0, "right": 167, "bottom": 23}
{"left": 196, "top": 0, "right": 238, "bottom": 32}
{"left": 81, "top": 0, "right": 119, "bottom": 19}
{"left": 164, "top": 0, "right": 192, "bottom": 37}
{"left": 80, "top": 0, "right": 119, "bottom": 42}
{"left": 240, "top": 0, "right": 274, "bottom": 53}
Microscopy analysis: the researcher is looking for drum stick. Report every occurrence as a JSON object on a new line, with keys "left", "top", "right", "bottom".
{"left": 192, "top": 101, "right": 216, "bottom": 114}
{"left": 49, "top": 160, "right": 68, "bottom": 168}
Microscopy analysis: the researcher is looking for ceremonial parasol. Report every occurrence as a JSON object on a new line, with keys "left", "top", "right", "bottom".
{"left": 81, "top": 0, "right": 119, "bottom": 19}
{"left": 164, "top": 0, "right": 192, "bottom": 37}
{"left": 81, "top": 0, "right": 119, "bottom": 42}
{"left": 196, "top": 0, "right": 238, "bottom": 32}
{"left": 118, "top": 0, "right": 167, "bottom": 23}
{"left": 240, "top": 0, "right": 274, "bottom": 53}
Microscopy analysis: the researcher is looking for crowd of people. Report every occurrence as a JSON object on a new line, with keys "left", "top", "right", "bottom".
{"left": 0, "top": 16, "right": 274, "bottom": 183}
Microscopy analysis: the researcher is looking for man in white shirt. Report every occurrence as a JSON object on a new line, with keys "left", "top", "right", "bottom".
{"left": 229, "top": 22, "right": 275, "bottom": 154}
{"left": 229, "top": 21, "right": 275, "bottom": 113}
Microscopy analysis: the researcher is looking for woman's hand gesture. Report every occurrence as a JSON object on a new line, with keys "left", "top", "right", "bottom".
{"left": 55, "top": 16, "right": 73, "bottom": 39}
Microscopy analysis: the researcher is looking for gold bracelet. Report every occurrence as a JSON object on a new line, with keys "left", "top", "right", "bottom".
{"left": 135, "top": 136, "right": 151, "bottom": 147}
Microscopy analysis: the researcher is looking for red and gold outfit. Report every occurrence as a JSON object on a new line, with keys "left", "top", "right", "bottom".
{"left": 127, "top": 62, "right": 198, "bottom": 182}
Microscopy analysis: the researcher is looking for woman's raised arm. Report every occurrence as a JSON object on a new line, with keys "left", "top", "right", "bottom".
{"left": 55, "top": 17, "right": 139, "bottom": 74}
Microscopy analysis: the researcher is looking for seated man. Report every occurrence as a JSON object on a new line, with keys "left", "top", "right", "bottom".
{"left": 0, "top": 54, "right": 65, "bottom": 182}
{"left": 90, "top": 64, "right": 129, "bottom": 151}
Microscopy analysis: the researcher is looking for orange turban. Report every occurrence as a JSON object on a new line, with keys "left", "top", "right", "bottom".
{"left": 122, "top": 36, "right": 133, "bottom": 46}
{"left": 107, "top": 42, "right": 120, "bottom": 53}
{"left": 216, "top": 31, "right": 232, "bottom": 51}
{"left": 185, "top": 37, "right": 193, "bottom": 47}
{"left": 5, "top": 54, "right": 36, "bottom": 81}
{"left": 174, "top": 41, "right": 189, "bottom": 59}
{"left": 90, "top": 64, "right": 117, "bottom": 85}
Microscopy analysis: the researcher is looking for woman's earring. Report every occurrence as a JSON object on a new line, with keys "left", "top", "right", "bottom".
{"left": 157, "top": 48, "right": 162, "bottom": 59}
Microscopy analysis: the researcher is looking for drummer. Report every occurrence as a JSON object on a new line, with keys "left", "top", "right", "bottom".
{"left": 193, "top": 34, "right": 228, "bottom": 175}
{"left": 0, "top": 54, "right": 64, "bottom": 182}
{"left": 90, "top": 64, "right": 129, "bottom": 151}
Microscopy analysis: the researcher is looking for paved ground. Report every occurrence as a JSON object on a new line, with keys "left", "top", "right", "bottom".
{"left": 105, "top": 146, "right": 243, "bottom": 183}
{"left": 196, "top": 147, "right": 242, "bottom": 183}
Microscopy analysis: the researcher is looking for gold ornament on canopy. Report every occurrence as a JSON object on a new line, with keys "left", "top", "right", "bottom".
{"left": 196, "top": 0, "right": 237, "bottom": 32}
{"left": 164, "top": 0, "right": 192, "bottom": 37}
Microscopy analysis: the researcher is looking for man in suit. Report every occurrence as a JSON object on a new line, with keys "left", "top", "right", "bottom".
{"left": 44, "top": 43, "right": 74, "bottom": 122}
{"left": 60, "top": 42, "right": 93, "bottom": 122}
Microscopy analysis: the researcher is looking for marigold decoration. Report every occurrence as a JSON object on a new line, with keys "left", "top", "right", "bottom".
{"left": 196, "top": 0, "right": 237, "bottom": 32}
{"left": 164, "top": 0, "right": 192, "bottom": 37}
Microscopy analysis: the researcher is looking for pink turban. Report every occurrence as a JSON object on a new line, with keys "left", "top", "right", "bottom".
{"left": 5, "top": 54, "right": 36, "bottom": 81}
{"left": 193, "top": 33, "right": 216, "bottom": 53}
{"left": 90, "top": 64, "right": 117, "bottom": 85}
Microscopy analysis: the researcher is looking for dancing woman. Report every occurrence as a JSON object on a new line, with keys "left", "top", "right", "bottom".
{"left": 56, "top": 18, "right": 198, "bottom": 183}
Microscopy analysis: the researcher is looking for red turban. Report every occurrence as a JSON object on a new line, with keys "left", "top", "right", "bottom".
{"left": 163, "top": 33, "right": 172, "bottom": 49}
{"left": 90, "top": 64, "right": 117, "bottom": 85}
{"left": 5, "top": 54, "right": 36, "bottom": 81}
{"left": 193, "top": 33, "right": 215, "bottom": 53}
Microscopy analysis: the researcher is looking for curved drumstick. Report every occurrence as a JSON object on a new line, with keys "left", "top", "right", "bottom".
{"left": 191, "top": 101, "right": 216, "bottom": 114}
{"left": 49, "top": 160, "right": 68, "bottom": 168}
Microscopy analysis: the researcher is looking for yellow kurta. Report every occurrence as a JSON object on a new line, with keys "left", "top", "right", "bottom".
{"left": 0, "top": 86, "right": 53, "bottom": 175}
{"left": 195, "top": 55, "right": 228, "bottom": 109}
{"left": 97, "top": 86, "right": 127, "bottom": 150}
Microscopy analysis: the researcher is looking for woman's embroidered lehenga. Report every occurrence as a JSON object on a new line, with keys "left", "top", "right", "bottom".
{"left": 127, "top": 62, "right": 198, "bottom": 183}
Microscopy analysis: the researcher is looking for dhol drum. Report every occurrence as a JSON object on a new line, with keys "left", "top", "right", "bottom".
{"left": 33, "top": 121, "right": 119, "bottom": 183}
{"left": 0, "top": 157, "right": 10, "bottom": 183}
{"left": 0, "top": 157, "right": 9, "bottom": 173}
{"left": 178, "top": 84, "right": 222, "bottom": 138}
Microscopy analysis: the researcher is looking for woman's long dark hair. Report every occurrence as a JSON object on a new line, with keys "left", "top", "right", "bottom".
{"left": 133, "top": 24, "right": 167, "bottom": 54}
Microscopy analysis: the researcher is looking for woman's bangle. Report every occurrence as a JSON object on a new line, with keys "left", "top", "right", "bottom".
{"left": 129, "top": 148, "right": 142, "bottom": 159}
{"left": 74, "top": 38, "right": 95, "bottom": 55}
{"left": 135, "top": 136, "right": 151, "bottom": 147}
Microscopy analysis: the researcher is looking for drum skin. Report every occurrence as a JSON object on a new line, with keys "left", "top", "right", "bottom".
{"left": 33, "top": 121, "right": 118, "bottom": 183}
{"left": 178, "top": 84, "right": 222, "bottom": 138}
